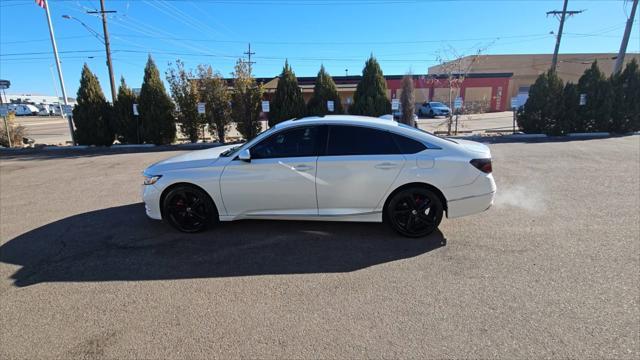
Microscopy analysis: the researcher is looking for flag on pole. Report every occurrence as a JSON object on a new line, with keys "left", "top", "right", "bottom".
{"left": 35, "top": 0, "right": 46, "bottom": 9}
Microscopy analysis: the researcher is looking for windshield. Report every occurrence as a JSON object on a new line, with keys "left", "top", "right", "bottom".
{"left": 430, "top": 102, "right": 446, "bottom": 107}
{"left": 219, "top": 126, "right": 278, "bottom": 157}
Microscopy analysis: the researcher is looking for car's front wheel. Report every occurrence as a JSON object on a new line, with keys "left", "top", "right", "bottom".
{"left": 162, "top": 185, "right": 217, "bottom": 233}
{"left": 385, "top": 187, "right": 443, "bottom": 237}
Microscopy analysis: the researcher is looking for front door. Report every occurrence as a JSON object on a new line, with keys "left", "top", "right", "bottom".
{"left": 220, "top": 126, "right": 320, "bottom": 217}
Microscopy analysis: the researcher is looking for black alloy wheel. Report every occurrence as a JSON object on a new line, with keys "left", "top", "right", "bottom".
{"left": 386, "top": 188, "right": 443, "bottom": 238}
{"left": 162, "top": 185, "right": 217, "bottom": 233}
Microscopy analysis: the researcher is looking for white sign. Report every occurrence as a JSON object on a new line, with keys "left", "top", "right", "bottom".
{"left": 327, "top": 100, "right": 334, "bottom": 112}
{"left": 261, "top": 101, "right": 270, "bottom": 112}
{"left": 579, "top": 93, "right": 587, "bottom": 106}
{"left": 454, "top": 96, "right": 463, "bottom": 110}
{"left": 197, "top": 102, "right": 206, "bottom": 114}
{"left": 510, "top": 97, "right": 520, "bottom": 109}
{"left": 391, "top": 99, "right": 400, "bottom": 111}
{"left": 132, "top": 103, "right": 139, "bottom": 116}
{"left": 0, "top": 107, "right": 7, "bottom": 117}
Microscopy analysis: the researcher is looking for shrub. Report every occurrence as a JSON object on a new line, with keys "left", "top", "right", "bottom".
{"left": 113, "top": 77, "right": 139, "bottom": 144}
{"left": 307, "top": 65, "right": 344, "bottom": 116}
{"left": 350, "top": 55, "right": 390, "bottom": 117}
{"left": 517, "top": 70, "right": 564, "bottom": 134}
{"left": 269, "top": 60, "right": 306, "bottom": 126}
{"left": 139, "top": 55, "right": 176, "bottom": 145}
{"left": 610, "top": 59, "right": 640, "bottom": 133}
{"left": 577, "top": 61, "right": 613, "bottom": 132}
{"left": 399, "top": 75, "right": 416, "bottom": 126}
{"left": 0, "top": 112, "right": 27, "bottom": 147}
{"left": 72, "top": 64, "right": 114, "bottom": 146}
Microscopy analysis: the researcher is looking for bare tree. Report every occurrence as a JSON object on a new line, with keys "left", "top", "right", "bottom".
{"left": 399, "top": 74, "right": 415, "bottom": 127}
{"left": 431, "top": 46, "right": 487, "bottom": 134}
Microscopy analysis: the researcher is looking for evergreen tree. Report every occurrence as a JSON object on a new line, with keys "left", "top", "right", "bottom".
{"left": 577, "top": 61, "right": 613, "bottom": 132}
{"left": 399, "top": 74, "right": 416, "bottom": 126}
{"left": 610, "top": 59, "right": 640, "bottom": 133}
{"left": 306, "top": 65, "right": 344, "bottom": 116}
{"left": 231, "top": 60, "right": 264, "bottom": 140}
{"left": 139, "top": 55, "right": 176, "bottom": 145}
{"left": 350, "top": 55, "right": 391, "bottom": 116}
{"left": 113, "top": 77, "right": 139, "bottom": 144}
{"left": 269, "top": 60, "right": 306, "bottom": 126}
{"left": 560, "top": 82, "right": 580, "bottom": 135}
{"left": 72, "top": 64, "right": 114, "bottom": 146}
{"left": 197, "top": 64, "right": 231, "bottom": 143}
{"left": 166, "top": 60, "right": 202, "bottom": 143}
{"left": 517, "top": 70, "right": 564, "bottom": 134}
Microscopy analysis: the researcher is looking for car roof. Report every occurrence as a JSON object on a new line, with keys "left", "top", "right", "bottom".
{"left": 273, "top": 115, "right": 455, "bottom": 149}
{"left": 275, "top": 115, "right": 401, "bottom": 130}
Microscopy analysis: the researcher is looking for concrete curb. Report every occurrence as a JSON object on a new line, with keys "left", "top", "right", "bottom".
{"left": 567, "top": 132, "right": 610, "bottom": 137}
{"left": 43, "top": 145, "right": 89, "bottom": 150}
{"left": 500, "top": 133, "right": 547, "bottom": 139}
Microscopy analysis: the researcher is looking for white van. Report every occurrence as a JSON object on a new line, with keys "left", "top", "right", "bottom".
{"left": 12, "top": 104, "right": 39, "bottom": 116}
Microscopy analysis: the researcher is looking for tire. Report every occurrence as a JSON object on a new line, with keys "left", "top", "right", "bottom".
{"left": 385, "top": 187, "right": 443, "bottom": 238}
{"left": 429, "top": 110, "right": 435, "bottom": 118}
{"left": 162, "top": 185, "right": 218, "bottom": 233}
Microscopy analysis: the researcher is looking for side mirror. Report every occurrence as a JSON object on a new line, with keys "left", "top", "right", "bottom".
{"left": 238, "top": 148, "right": 251, "bottom": 162}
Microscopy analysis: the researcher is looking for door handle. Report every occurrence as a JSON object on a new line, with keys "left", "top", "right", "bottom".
{"left": 375, "top": 162, "right": 398, "bottom": 170}
{"left": 293, "top": 164, "right": 313, "bottom": 172}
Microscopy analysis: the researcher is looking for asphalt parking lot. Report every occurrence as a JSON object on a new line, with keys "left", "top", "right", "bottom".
{"left": 1, "top": 136, "right": 639, "bottom": 358}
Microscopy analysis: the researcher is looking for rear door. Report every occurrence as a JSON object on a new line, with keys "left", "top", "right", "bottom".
{"left": 315, "top": 125, "right": 406, "bottom": 215}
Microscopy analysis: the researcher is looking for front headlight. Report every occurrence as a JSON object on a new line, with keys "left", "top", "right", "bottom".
{"left": 143, "top": 175, "right": 162, "bottom": 185}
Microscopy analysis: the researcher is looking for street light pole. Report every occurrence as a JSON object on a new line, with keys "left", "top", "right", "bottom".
{"left": 43, "top": 0, "right": 76, "bottom": 145}
{"left": 88, "top": 0, "right": 117, "bottom": 103}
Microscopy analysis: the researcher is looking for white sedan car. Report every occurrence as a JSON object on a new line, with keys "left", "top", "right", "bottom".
{"left": 142, "top": 115, "right": 496, "bottom": 237}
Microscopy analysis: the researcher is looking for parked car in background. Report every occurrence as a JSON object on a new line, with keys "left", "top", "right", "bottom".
{"left": 10, "top": 104, "right": 39, "bottom": 116}
{"left": 142, "top": 115, "right": 496, "bottom": 237}
{"left": 418, "top": 101, "right": 451, "bottom": 118}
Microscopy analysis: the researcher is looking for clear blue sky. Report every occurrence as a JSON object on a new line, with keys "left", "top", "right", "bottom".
{"left": 1, "top": 0, "right": 638, "bottom": 101}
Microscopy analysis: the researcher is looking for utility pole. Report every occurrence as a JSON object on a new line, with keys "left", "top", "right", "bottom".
{"left": 614, "top": 0, "right": 638, "bottom": 74}
{"left": 547, "top": 0, "right": 583, "bottom": 72}
{"left": 88, "top": 0, "right": 117, "bottom": 103}
{"left": 243, "top": 43, "right": 255, "bottom": 75}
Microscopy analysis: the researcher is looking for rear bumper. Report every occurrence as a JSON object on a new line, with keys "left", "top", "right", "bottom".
{"left": 142, "top": 184, "right": 162, "bottom": 220}
{"left": 445, "top": 174, "right": 496, "bottom": 218}
{"left": 447, "top": 191, "right": 495, "bottom": 218}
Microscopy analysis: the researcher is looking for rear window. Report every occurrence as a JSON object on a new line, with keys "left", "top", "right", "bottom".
{"left": 326, "top": 125, "right": 399, "bottom": 156}
{"left": 391, "top": 134, "right": 427, "bottom": 154}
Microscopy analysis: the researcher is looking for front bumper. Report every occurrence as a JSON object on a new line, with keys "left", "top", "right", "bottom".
{"left": 141, "top": 184, "right": 162, "bottom": 220}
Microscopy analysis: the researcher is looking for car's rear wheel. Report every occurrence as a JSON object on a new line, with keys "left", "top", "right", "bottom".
{"left": 429, "top": 110, "right": 435, "bottom": 118}
{"left": 385, "top": 187, "right": 443, "bottom": 237}
{"left": 162, "top": 185, "right": 217, "bottom": 233}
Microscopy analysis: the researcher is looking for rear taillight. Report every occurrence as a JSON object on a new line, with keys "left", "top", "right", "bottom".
{"left": 470, "top": 158, "right": 492, "bottom": 174}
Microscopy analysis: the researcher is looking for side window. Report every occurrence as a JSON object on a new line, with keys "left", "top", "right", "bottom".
{"left": 251, "top": 126, "right": 318, "bottom": 159}
{"left": 326, "top": 126, "right": 399, "bottom": 156}
{"left": 391, "top": 133, "right": 427, "bottom": 154}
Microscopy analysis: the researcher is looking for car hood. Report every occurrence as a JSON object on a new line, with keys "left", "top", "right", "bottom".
{"left": 144, "top": 144, "right": 239, "bottom": 174}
